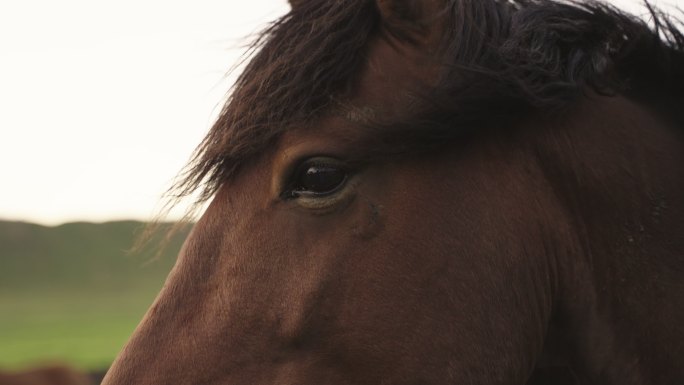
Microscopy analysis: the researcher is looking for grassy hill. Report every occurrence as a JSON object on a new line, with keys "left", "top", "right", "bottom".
{"left": 0, "top": 220, "right": 191, "bottom": 370}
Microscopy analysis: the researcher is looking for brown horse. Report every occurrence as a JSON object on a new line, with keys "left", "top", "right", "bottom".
{"left": 103, "top": 0, "right": 684, "bottom": 384}
{"left": 0, "top": 365, "right": 92, "bottom": 385}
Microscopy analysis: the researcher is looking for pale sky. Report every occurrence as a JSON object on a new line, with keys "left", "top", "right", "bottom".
{"left": 0, "top": 0, "right": 680, "bottom": 225}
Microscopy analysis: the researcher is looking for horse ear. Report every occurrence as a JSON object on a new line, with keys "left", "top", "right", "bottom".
{"left": 375, "top": 0, "right": 446, "bottom": 44}
{"left": 289, "top": 0, "right": 306, "bottom": 9}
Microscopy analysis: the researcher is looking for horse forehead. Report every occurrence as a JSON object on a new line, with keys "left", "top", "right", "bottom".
{"left": 268, "top": 35, "right": 440, "bottom": 162}
{"left": 352, "top": 33, "right": 440, "bottom": 109}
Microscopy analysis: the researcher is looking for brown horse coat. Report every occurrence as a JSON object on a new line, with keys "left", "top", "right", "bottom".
{"left": 103, "top": 1, "right": 684, "bottom": 384}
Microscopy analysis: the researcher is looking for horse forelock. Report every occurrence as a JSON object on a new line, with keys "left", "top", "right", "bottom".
{"left": 169, "top": 0, "right": 378, "bottom": 212}
{"left": 169, "top": 0, "right": 684, "bottom": 217}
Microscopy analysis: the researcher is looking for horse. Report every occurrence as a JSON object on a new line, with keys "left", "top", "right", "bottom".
{"left": 102, "top": 0, "right": 684, "bottom": 384}
{"left": 0, "top": 365, "right": 92, "bottom": 385}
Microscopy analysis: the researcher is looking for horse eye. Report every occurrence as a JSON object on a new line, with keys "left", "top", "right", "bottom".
{"left": 289, "top": 158, "right": 348, "bottom": 198}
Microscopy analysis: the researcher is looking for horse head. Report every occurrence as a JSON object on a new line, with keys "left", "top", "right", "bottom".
{"left": 103, "top": 1, "right": 684, "bottom": 383}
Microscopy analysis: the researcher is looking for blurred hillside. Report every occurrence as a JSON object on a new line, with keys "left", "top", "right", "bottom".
{"left": 0, "top": 220, "right": 191, "bottom": 370}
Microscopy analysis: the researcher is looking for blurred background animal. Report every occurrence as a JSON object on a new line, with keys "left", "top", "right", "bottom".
{"left": 0, "top": 365, "right": 93, "bottom": 385}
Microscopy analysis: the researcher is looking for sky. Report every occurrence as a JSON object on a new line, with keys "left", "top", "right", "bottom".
{"left": 0, "top": 0, "right": 681, "bottom": 225}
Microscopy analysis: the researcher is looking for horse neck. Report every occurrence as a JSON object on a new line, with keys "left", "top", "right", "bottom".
{"left": 531, "top": 95, "right": 684, "bottom": 384}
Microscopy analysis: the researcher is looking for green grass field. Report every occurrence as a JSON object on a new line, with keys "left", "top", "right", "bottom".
{"left": 0, "top": 220, "right": 189, "bottom": 370}
{"left": 0, "top": 288, "right": 157, "bottom": 369}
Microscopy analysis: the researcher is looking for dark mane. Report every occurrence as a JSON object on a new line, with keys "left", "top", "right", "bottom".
{"left": 172, "top": 0, "right": 684, "bottom": 209}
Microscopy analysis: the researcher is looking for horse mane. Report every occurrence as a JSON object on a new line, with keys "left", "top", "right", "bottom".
{"left": 171, "top": 0, "right": 684, "bottom": 211}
